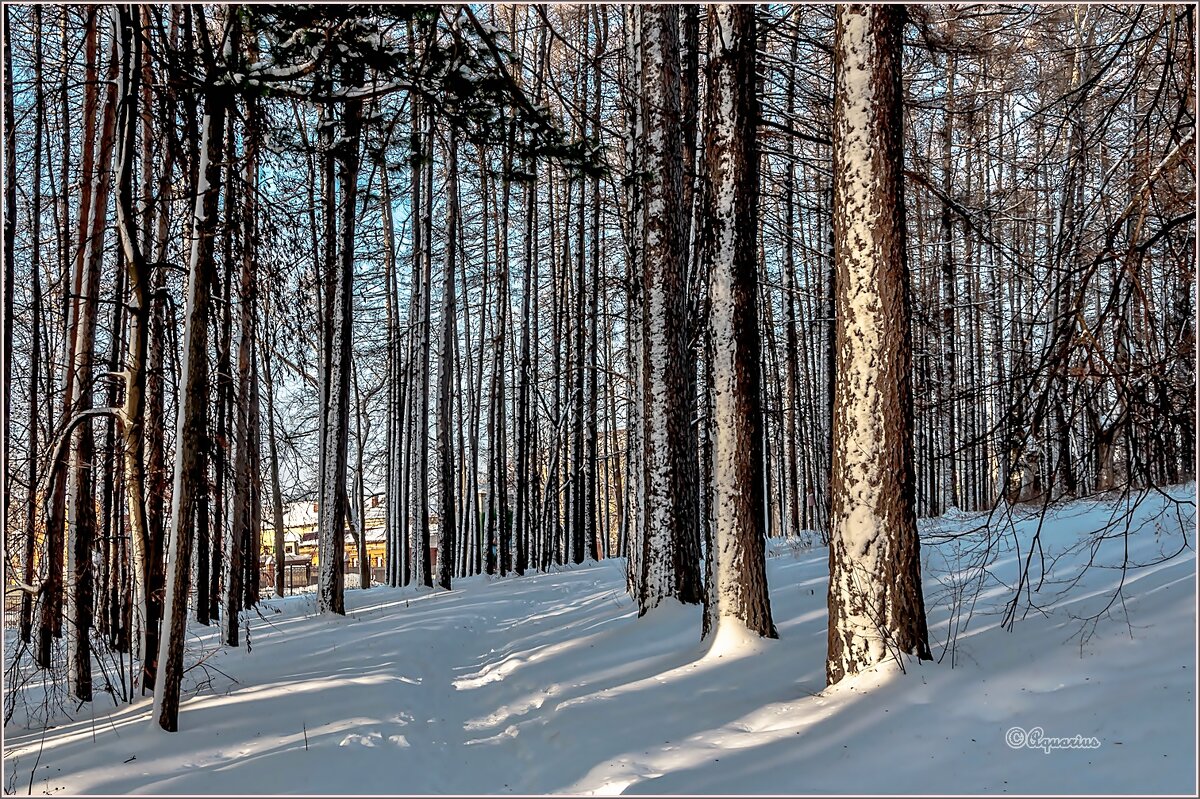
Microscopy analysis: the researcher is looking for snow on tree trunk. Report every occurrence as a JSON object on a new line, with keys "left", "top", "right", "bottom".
{"left": 826, "top": 4, "right": 931, "bottom": 686}
{"left": 703, "top": 4, "right": 777, "bottom": 642}
{"left": 637, "top": 5, "right": 699, "bottom": 615}
{"left": 622, "top": 6, "right": 644, "bottom": 599}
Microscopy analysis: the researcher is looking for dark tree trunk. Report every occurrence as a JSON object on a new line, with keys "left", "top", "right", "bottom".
{"left": 19, "top": 5, "right": 44, "bottom": 645}
{"left": 263, "top": 310, "right": 287, "bottom": 598}
{"left": 228, "top": 46, "right": 261, "bottom": 641}
{"left": 437, "top": 127, "right": 459, "bottom": 591}
{"left": 154, "top": 83, "right": 226, "bottom": 732}
{"left": 318, "top": 63, "right": 364, "bottom": 614}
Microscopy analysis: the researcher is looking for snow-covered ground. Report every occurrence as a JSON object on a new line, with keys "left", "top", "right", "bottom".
{"left": 3, "top": 486, "right": 1196, "bottom": 794}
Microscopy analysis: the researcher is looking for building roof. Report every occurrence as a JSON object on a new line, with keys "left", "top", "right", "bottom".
{"left": 264, "top": 495, "right": 387, "bottom": 532}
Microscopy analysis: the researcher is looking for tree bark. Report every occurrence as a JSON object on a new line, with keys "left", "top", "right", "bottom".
{"left": 113, "top": 1, "right": 156, "bottom": 679}
{"left": 437, "top": 127, "right": 460, "bottom": 591}
{"left": 229, "top": 37, "right": 261, "bottom": 641}
{"left": 153, "top": 83, "right": 226, "bottom": 732}
{"left": 318, "top": 63, "right": 363, "bottom": 614}
{"left": 262, "top": 307, "right": 287, "bottom": 598}
{"left": 702, "top": 4, "right": 777, "bottom": 641}
{"left": 66, "top": 21, "right": 119, "bottom": 702}
{"left": 19, "top": 4, "right": 44, "bottom": 645}
{"left": 638, "top": 5, "right": 702, "bottom": 614}
{"left": 826, "top": 4, "right": 930, "bottom": 686}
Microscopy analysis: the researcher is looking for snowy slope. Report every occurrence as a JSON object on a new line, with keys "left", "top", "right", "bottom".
{"left": 3, "top": 486, "right": 1195, "bottom": 795}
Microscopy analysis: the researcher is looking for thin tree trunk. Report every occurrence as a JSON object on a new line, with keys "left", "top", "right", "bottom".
{"left": 66, "top": 24, "right": 119, "bottom": 702}
{"left": 19, "top": 4, "right": 44, "bottom": 645}
{"left": 153, "top": 82, "right": 226, "bottom": 732}
{"left": 229, "top": 44, "right": 261, "bottom": 642}
{"left": 262, "top": 307, "right": 287, "bottom": 598}
{"left": 40, "top": 6, "right": 98, "bottom": 671}
{"left": 437, "top": 127, "right": 460, "bottom": 591}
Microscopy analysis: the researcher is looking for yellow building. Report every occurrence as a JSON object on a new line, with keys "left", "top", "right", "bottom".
{"left": 262, "top": 495, "right": 439, "bottom": 588}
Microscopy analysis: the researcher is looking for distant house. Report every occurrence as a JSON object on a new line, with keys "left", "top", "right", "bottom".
{"left": 262, "top": 494, "right": 439, "bottom": 583}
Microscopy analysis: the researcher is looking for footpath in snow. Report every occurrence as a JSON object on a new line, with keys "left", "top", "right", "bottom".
{"left": 3, "top": 486, "right": 1195, "bottom": 794}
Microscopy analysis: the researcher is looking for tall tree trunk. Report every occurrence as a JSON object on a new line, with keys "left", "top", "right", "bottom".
{"left": 40, "top": 6, "right": 98, "bottom": 671}
{"left": 826, "top": 4, "right": 931, "bottom": 686}
{"left": 515, "top": 148, "right": 537, "bottom": 577}
{"left": 1, "top": 10, "right": 13, "bottom": 598}
{"left": 437, "top": 127, "right": 460, "bottom": 591}
{"left": 622, "top": 5, "right": 644, "bottom": 597}
{"left": 318, "top": 64, "right": 363, "bottom": 614}
{"left": 315, "top": 77, "right": 336, "bottom": 605}
{"left": 570, "top": 39, "right": 587, "bottom": 568}
{"left": 782, "top": 21, "right": 803, "bottom": 541}
{"left": 229, "top": 52, "right": 261, "bottom": 642}
{"left": 141, "top": 4, "right": 177, "bottom": 691}
{"left": 638, "top": 5, "right": 701, "bottom": 614}
{"left": 19, "top": 4, "right": 45, "bottom": 645}
{"left": 66, "top": 24, "right": 119, "bottom": 702}
{"left": 153, "top": 84, "right": 226, "bottom": 732}
{"left": 487, "top": 126, "right": 512, "bottom": 577}
{"left": 702, "top": 4, "right": 777, "bottom": 641}
{"left": 209, "top": 108, "right": 238, "bottom": 628}
{"left": 403, "top": 42, "right": 423, "bottom": 588}
{"left": 940, "top": 50, "right": 959, "bottom": 512}
{"left": 585, "top": 7, "right": 604, "bottom": 562}
{"left": 113, "top": 1, "right": 156, "bottom": 678}
{"left": 414, "top": 102, "right": 434, "bottom": 588}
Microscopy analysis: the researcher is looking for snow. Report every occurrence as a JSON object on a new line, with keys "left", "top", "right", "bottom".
{"left": 4, "top": 486, "right": 1195, "bottom": 794}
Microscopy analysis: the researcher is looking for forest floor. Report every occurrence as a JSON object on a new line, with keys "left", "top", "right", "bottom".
{"left": 3, "top": 485, "right": 1196, "bottom": 795}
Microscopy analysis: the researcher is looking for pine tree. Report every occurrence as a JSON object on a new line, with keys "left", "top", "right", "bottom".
{"left": 826, "top": 4, "right": 931, "bottom": 686}
{"left": 636, "top": 5, "right": 702, "bottom": 615}
{"left": 702, "top": 4, "right": 777, "bottom": 641}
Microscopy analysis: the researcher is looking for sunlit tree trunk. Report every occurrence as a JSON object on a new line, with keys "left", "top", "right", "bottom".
{"left": 826, "top": 4, "right": 930, "bottom": 686}
{"left": 702, "top": 4, "right": 777, "bottom": 641}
